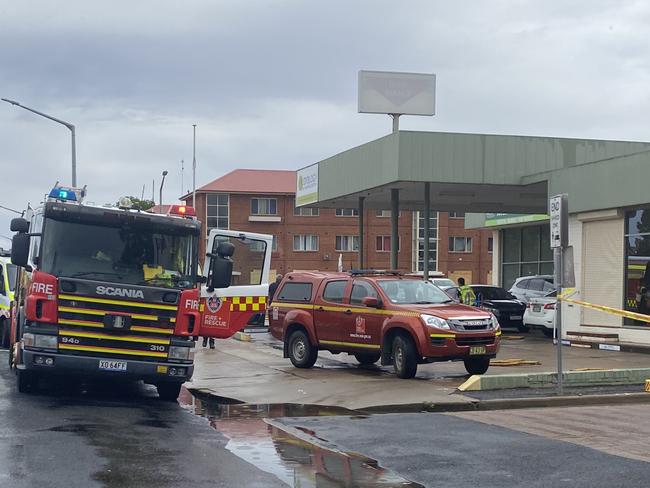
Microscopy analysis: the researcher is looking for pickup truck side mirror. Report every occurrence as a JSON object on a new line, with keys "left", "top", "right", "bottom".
{"left": 11, "top": 232, "right": 30, "bottom": 268}
{"left": 10, "top": 218, "right": 29, "bottom": 233}
{"left": 362, "top": 296, "right": 380, "bottom": 308}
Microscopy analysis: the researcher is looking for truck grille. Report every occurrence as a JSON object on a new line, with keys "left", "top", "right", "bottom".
{"left": 57, "top": 294, "right": 178, "bottom": 361}
{"left": 449, "top": 318, "right": 491, "bottom": 331}
{"left": 455, "top": 336, "right": 495, "bottom": 346}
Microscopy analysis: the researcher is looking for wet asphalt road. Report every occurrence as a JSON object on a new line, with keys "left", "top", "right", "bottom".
{"left": 0, "top": 351, "right": 284, "bottom": 488}
{"left": 280, "top": 412, "right": 650, "bottom": 488}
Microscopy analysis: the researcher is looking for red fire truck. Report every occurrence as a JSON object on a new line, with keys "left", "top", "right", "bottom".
{"left": 8, "top": 186, "right": 272, "bottom": 400}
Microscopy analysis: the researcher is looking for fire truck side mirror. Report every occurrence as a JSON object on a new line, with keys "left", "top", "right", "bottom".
{"left": 11, "top": 233, "right": 30, "bottom": 268}
{"left": 10, "top": 218, "right": 29, "bottom": 233}
{"left": 209, "top": 256, "right": 233, "bottom": 290}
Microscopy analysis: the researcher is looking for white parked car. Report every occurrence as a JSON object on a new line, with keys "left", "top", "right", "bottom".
{"left": 509, "top": 275, "right": 554, "bottom": 303}
{"left": 429, "top": 277, "right": 456, "bottom": 289}
{"left": 523, "top": 290, "right": 556, "bottom": 337}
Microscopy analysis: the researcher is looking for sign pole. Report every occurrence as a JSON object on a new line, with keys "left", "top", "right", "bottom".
{"left": 550, "top": 194, "right": 568, "bottom": 395}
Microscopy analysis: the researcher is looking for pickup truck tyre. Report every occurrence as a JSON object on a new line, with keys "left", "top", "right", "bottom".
{"left": 464, "top": 357, "right": 490, "bottom": 375}
{"left": 392, "top": 334, "right": 418, "bottom": 379}
{"left": 354, "top": 352, "right": 380, "bottom": 365}
{"left": 157, "top": 382, "right": 182, "bottom": 401}
{"left": 288, "top": 330, "right": 318, "bottom": 368}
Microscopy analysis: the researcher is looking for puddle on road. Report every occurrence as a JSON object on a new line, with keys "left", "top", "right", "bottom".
{"left": 179, "top": 388, "right": 423, "bottom": 487}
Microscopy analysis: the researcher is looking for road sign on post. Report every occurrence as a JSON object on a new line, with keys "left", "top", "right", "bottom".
{"left": 550, "top": 194, "right": 568, "bottom": 395}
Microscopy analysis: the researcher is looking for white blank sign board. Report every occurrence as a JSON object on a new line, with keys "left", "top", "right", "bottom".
{"left": 358, "top": 71, "right": 436, "bottom": 116}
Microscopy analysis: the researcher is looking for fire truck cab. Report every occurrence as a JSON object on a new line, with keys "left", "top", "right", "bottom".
{"left": 8, "top": 186, "right": 272, "bottom": 400}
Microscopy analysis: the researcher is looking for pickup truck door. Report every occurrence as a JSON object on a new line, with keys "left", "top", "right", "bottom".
{"left": 346, "top": 279, "right": 383, "bottom": 348}
{"left": 198, "top": 229, "right": 273, "bottom": 339}
{"left": 313, "top": 279, "right": 352, "bottom": 348}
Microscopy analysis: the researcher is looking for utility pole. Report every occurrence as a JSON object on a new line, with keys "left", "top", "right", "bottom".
{"left": 181, "top": 159, "right": 185, "bottom": 197}
{"left": 159, "top": 170, "right": 168, "bottom": 207}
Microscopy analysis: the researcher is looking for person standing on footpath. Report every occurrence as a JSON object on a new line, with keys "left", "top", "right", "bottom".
{"left": 457, "top": 277, "right": 477, "bottom": 306}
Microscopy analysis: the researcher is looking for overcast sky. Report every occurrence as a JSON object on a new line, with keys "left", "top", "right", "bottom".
{"left": 1, "top": 0, "right": 649, "bottom": 243}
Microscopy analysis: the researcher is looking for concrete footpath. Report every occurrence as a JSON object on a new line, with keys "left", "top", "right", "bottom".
{"left": 188, "top": 332, "right": 650, "bottom": 410}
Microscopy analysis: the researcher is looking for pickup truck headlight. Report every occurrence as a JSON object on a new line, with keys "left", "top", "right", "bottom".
{"left": 490, "top": 314, "right": 501, "bottom": 330}
{"left": 168, "top": 346, "right": 193, "bottom": 360}
{"left": 23, "top": 333, "right": 58, "bottom": 350}
{"left": 420, "top": 314, "right": 450, "bottom": 330}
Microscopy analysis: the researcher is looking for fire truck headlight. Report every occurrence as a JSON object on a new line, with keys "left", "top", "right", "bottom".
{"left": 168, "top": 346, "right": 191, "bottom": 360}
{"left": 23, "top": 333, "right": 35, "bottom": 347}
{"left": 35, "top": 334, "right": 58, "bottom": 349}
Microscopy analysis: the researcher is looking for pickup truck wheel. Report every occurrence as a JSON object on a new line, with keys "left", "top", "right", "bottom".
{"left": 288, "top": 330, "right": 317, "bottom": 368}
{"left": 354, "top": 352, "right": 381, "bottom": 365}
{"left": 157, "top": 382, "right": 182, "bottom": 401}
{"left": 392, "top": 335, "right": 417, "bottom": 379}
{"left": 464, "top": 357, "right": 490, "bottom": 375}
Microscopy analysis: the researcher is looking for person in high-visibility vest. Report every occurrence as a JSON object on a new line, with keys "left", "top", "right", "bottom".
{"left": 457, "top": 277, "right": 477, "bottom": 306}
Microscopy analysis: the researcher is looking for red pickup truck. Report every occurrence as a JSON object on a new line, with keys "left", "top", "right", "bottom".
{"left": 269, "top": 271, "right": 501, "bottom": 378}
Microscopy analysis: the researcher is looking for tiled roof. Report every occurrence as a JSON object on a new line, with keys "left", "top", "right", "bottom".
{"left": 183, "top": 169, "right": 296, "bottom": 198}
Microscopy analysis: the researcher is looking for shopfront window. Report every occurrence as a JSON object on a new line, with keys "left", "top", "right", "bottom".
{"left": 501, "top": 224, "right": 553, "bottom": 290}
{"left": 624, "top": 209, "right": 650, "bottom": 325}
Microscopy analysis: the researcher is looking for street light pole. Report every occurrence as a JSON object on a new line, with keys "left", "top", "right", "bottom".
{"left": 159, "top": 170, "right": 168, "bottom": 207}
{"left": 1, "top": 98, "right": 77, "bottom": 186}
{"left": 192, "top": 124, "right": 197, "bottom": 208}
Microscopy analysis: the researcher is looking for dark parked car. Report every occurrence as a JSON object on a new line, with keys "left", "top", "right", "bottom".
{"left": 447, "top": 285, "right": 527, "bottom": 332}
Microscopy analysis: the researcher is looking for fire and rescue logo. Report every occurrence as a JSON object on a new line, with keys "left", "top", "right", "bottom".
{"left": 355, "top": 316, "right": 366, "bottom": 335}
{"left": 206, "top": 295, "right": 223, "bottom": 313}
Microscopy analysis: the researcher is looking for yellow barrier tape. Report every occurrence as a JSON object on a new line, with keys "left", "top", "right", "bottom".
{"left": 557, "top": 289, "right": 650, "bottom": 324}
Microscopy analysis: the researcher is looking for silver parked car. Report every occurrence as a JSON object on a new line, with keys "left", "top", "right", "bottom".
{"left": 509, "top": 275, "right": 554, "bottom": 303}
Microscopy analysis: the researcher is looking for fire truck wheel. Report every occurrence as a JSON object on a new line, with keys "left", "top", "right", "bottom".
{"left": 157, "top": 382, "right": 182, "bottom": 401}
{"left": 16, "top": 370, "right": 35, "bottom": 393}
{"left": 464, "top": 357, "right": 490, "bottom": 375}
{"left": 354, "top": 352, "right": 381, "bottom": 365}
{"left": 392, "top": 334, "right": 418, "bottom": 379}
{"left": 287, "top": 330, "right": 318, "bottom": 368}
{"left": 0, "top": 319, "right": 8, "bottom": 349}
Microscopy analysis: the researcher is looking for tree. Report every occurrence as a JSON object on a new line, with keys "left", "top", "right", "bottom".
{"left": 116, "top": 196, "right": 155, "bottom": 211}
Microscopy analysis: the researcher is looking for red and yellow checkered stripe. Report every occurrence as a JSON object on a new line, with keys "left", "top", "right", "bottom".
{"left": 229, "top": 296, "right": 267, "bottom": 312}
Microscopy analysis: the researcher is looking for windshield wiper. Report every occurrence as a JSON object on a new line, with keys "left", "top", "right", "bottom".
{"left": 68, "top": 271, "right": 123, "bottom": 279}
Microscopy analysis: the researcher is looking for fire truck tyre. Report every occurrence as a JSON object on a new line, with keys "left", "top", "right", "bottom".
{"left": 157, "top": 382, "right": 182, "bottom": 401}
{"left": 0, "top": 319, "right": 8, "bottom": 349}
{"left": 288, "top": 330, "right": 317, "bottom": 368}
{"left": 464, "top": 357, "right": 490, "bottom": 375}
{"left": 17, "top": 370, "right": 36, "bottom": 393}
{"left": 354, "top": 352, "right": 381, "bottom": 365}
{"left": 392, "top": 334, "right": 418, "bottom": 379}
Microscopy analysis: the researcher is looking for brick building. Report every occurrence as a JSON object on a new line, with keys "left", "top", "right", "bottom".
{"left": 180, "top": 169, "right": 492, "bottom": 283}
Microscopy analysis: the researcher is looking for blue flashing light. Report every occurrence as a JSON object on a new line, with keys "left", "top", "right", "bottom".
{"left": 48, "top": 187, "right": 78, "bottom": 202}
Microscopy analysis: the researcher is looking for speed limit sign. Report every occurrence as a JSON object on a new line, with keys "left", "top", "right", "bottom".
{"left": 549, "top": 194, "right": 568, "bottom": 249}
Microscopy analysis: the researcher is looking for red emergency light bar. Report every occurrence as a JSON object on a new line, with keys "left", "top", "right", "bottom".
{"left": 168, "top": 205, "right": 196, "bottom": 218}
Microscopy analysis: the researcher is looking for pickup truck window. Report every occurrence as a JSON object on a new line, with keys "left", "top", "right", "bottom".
{"left": 350, "top": 280, "right": 378, "bottom": 305}
{"left": 277, "top": 282, "right": 312, "bottom": 302}
{"left": 378, "top": 279, "right": 452, "bottom": 305}
{"left": 322, "top": 280, "right": 347, "bottom": 303}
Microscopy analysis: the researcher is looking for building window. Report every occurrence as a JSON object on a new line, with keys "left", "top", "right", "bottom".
{"left": 624, "top": 209, "right": 650, "bottom": 324}
{"left": 501, "top": 225, "right": 553, "bottom": 290}
{"left": 294, "top": 205, "right": 319, "bottom": 216}
{"left": 449, "top": 212, "right": 465, "bottom": 219}
{"left": 293, "top": 234, "right": 319, "bottom": 251}
{"left": 375, "top": 210, "right": 401, "bottom": 218}
{"left": 376, "top": 235, "right": 400, "bottom": 252}
{"left": 207, "top": 193, "right": 229, "bottom": 230}
{"left": 488, "top": 237, "right": 494, "bottom": 253}
{"left": 251, "top": 198, "right": 277, "bottom": 215}
{"left": 335, "top": 235, "right": 359, "bottom": 252}
{"left": 449, "top": 237, "right": 473, "bottom": 253}
{"left": 272, "top": 235, "right": 278, "bottom": 252}
{"left": 416, "top": 211, "right": 438, "bottom": 272}
{"left": 336, "top": 208, "right": 359, "bottom": 217}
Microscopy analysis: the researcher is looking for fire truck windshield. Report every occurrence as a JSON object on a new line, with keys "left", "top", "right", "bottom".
{"left": 40, "top": 219, "right": 197, "bottom": 289}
